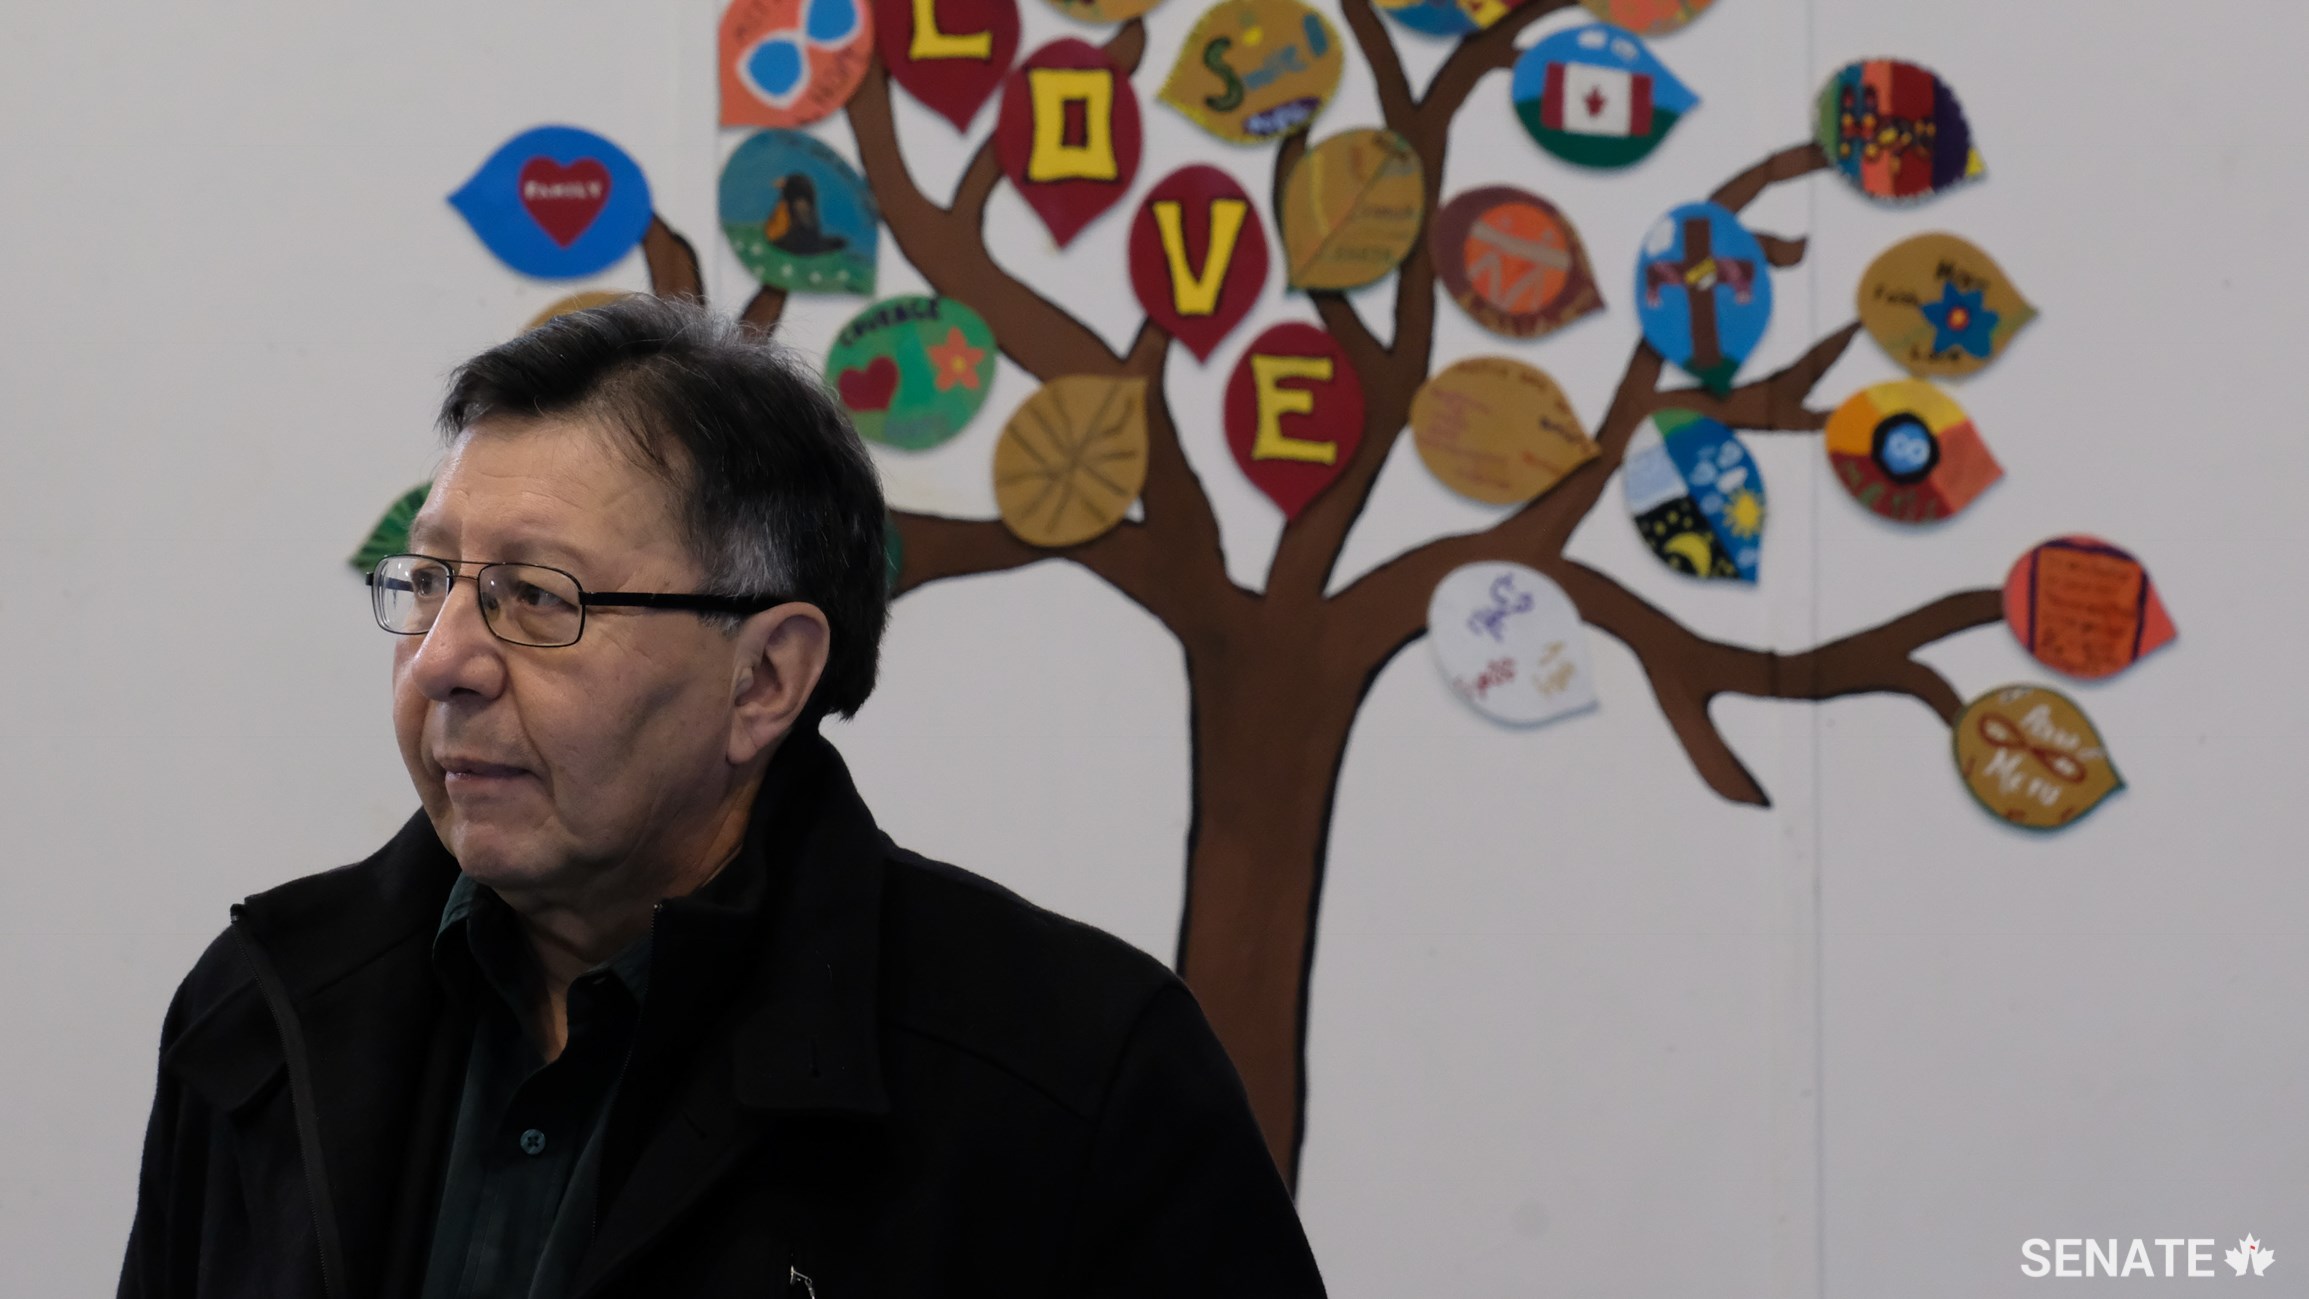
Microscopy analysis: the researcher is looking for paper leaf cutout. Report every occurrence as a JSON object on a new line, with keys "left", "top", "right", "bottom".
{"left": 1427, "top": 562, "right": 1599, "bottom": 727}
{"left": 1825, "top": 379, "right": 2000, "bottom": 523}
{"left": 525, "top": 291, "right": 632, "bottom": 332}
{"left": 720, "top": 0, "right": 876, "bottom": 128}
{"left": 1953, "top": 685, "right": 2123, "bottom": 830}
{"left": 1411, "top": 357, "right": 1597, "bottom": 506}
{"left": 1430, "top": 186, "right": 1602, "bottom": 340}
{"left": 993, "top": 39, "right": 1143, "bottom": 247}
{"left": 1375, "top": 0, "right": 1539, "bottom": 38}
{"left": 873, "top": 0, "right": 1019, "bottom": 130}
{"left": 448, "top": 126, "right": 654, "bottom": 280}
{"left": 1158, "top": 0, "right": 1343, "bottom": 145}
{"left": 1623, "top": 410, "right": 1766, "bottom": 582}
{"left": 1039, "top": 0, "right": 1165, "bottom": 22}
{"left": 1128, "top": 166, "right": 1269, "bottom": 362}
{"left": 824, "top": 295, "right": 998, "bottom": 449}
{"left": 1858, "top": 232, "right": 2035, "bottom": 379}
{"left": 1579, "top": 0, "right": 1716, "bottom": 35}
{"left": 1816, "top": 59, "right": 1984, "bottom": 203}
{"left": 1634, "top": 201, "right": 1773, "bottom": 393}
{"left": 1278, "top": 129, "right": 1424, "bottom": 291}
{"left": 719, "top": 130, "right": 880, "bottom": 296}
{"left": 2003, "top": 536, "right": 2176, "bottom": 681}
{"left": 1222, "top": 322, "right": 1363, "bottom": 519}
{"left": 1511, "top": 24, "right": 1698, "bottom": 169}
{"left": 348, "top": 483, "right": 432, "bottom": 574}
{"left": 993, "top": 376, "right": 1150, "bottom": 547}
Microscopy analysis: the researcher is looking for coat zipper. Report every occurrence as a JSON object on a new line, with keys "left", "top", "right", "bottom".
{"left": 230, "top": 909, "right": 352, "bottom": 1299}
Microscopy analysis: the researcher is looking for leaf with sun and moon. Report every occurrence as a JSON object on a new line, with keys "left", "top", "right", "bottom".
{"left": 1622, "top": 410, "right": 1767, "bottom": 583}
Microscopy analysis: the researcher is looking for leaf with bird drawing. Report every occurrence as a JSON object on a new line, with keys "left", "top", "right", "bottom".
{"left": 993, "top": 376, "right": 1149, "bottom": 547}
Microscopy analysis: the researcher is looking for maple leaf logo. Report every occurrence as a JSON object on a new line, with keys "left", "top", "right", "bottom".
{"left": 2225, "top": 1235, "right": 2275, "bottom": 1277}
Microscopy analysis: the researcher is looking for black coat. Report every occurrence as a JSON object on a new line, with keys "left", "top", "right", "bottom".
{"left": 119, "top": 731, "right": 1326, "bottom": 1297}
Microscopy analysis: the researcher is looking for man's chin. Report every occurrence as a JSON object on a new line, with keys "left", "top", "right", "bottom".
{"left": 433, "top": 818, "right": 568, "bottom": 894}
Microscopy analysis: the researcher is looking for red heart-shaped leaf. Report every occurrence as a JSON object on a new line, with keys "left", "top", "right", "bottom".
{"left": 517, "top": 158, "right": 612, "bottom": 248}
{"left": 837, "top": 355, "right": 900, "bottom": 412}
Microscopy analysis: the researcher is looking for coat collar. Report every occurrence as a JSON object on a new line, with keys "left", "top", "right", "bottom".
{"left": 172, "top": 727, "right": 893, "bottom": 1119}
{"left": 634, "top": 724, "right": 892, "bottom": 1118}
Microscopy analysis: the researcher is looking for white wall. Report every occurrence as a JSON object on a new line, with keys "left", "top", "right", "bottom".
{"left": 3, "top": 1, "right": 2301, "bottom": 1294}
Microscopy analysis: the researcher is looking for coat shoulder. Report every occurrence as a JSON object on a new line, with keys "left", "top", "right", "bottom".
{"left": 876, "top": 845, "right": 1181, "bottom": 1120}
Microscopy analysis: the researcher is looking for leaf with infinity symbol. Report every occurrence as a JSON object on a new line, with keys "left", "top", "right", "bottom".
{"left": 1953, "top": 685, "right": 2123, "bottom": 830}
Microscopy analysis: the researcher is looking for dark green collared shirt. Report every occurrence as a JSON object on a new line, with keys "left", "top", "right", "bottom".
{"left": 420, "top": 874, "right": 653, "bottom": 1299}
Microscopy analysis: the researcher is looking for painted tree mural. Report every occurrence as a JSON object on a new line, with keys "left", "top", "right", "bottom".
{"left": 407, "top": 0, "right": 2154, "bottom": 1191}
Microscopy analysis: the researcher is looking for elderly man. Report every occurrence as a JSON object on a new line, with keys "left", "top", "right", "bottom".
{"left": 120, "top": 296, "right": 1325, "bottom": 1297}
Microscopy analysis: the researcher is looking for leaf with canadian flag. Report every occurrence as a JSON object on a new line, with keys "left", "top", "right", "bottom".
{"left": 1511, "top": 22, "right": 1696, "bottom": 168}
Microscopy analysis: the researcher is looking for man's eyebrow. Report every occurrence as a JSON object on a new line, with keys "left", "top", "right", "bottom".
{"left": 400, "top": 520, "right": 598, "bottom": 574}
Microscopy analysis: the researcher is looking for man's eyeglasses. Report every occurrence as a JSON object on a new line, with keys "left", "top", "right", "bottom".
{"left": 367, "top": 553, "right": 788, "bottom": 649}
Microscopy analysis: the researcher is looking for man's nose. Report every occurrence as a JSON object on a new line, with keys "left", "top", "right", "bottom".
{"left": 405, "top": 579, "right": 508, "bottom": 702}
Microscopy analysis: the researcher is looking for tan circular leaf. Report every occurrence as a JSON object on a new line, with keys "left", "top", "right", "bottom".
{"left": 1410, "top": 357, "right": 1597, "bottom": 505}
{"left": 525, "top": 290, "right": 632, "bottom": 331}
{"left": 994, "top": 376, "right": 1150, "bottom": 547}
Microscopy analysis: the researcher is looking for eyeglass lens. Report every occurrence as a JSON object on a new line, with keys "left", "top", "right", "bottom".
{"left": 372, "top": 555, "right": 585, "bottom": 647}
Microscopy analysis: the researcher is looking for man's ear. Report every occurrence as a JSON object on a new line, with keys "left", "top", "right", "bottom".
{"left": 728, "top": 603, "right": 831, "bottom": 766}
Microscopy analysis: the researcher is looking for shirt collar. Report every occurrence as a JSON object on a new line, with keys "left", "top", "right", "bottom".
{"left": 432, "top": 868, "right": 657, "bottom": 1014}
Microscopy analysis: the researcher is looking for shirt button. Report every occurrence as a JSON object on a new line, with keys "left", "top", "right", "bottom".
{"left": 518, "top": 1129, "right": 547, "bottom": 1156}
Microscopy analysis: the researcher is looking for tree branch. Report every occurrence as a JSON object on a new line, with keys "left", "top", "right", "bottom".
{"left": 1757, "top": 233, "right": 1807, "bottom": 268}
{"left": 1644, "top": 320, "right": 1863, "bottom": 432}
{"left": 642, "top": 216, "right": 703, "bottom": 302}
{"left": 1258, "top": 0, "right": 1578, "bottom": 602}
{"left": 1382, "top": 0, "right": 1571, "bottom": 377}
{"left": 889, "top": 511, "right": 1046, "bottom": 594}
{"left": 738, "top": 286, "right": 787, "bottom": 334}
{"left": 869, "top": 26, "right": 1241, "bottom": 638}
{"left": 1556, "top": 563, "right": 2002, "bottom": 804}
{"left": 1712, "top": 143, "right": 1829, "bottom": 214}
{"left": 1338, "top": 0, "right": 1414, "bottom": 132}
{"left": 892, "top": 508, "right": 1241, "bottom": 631}
{"left": 846, "top": 55, "right": 1125, "bottom": 379}
{"left": 1123, "top": 321, "right": 1231, "bottom": 587}
{"left": 1268, "top": 133, "right": 1381, "bottom": 359}
{"left": 1416, "top": 0, "right": 1572, "bottom": 130}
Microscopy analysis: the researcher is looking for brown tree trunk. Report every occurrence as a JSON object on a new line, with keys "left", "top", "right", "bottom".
{"left": 1173, "top": 613, "right": 1366, "bottom": 1188}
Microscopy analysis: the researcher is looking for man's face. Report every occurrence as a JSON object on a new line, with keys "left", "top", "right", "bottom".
{"left": 394, "top": 418, "right": 749, "bottom": 897}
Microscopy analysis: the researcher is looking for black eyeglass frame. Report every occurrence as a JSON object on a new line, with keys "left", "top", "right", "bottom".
{"left": 366, "top": 552, "right": 791, "bottom": 648}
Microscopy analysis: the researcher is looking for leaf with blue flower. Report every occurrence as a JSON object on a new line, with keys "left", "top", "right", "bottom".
{"left": 1919, "top": 280, "right": 1999, "bottom": 357}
